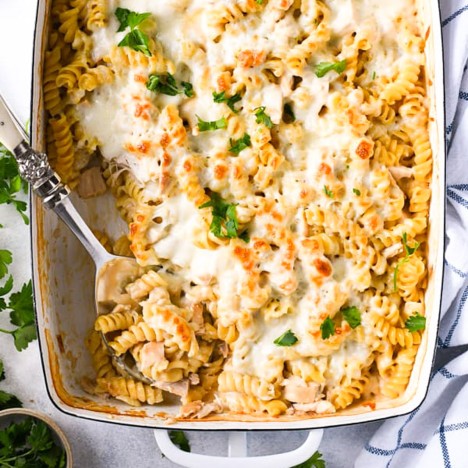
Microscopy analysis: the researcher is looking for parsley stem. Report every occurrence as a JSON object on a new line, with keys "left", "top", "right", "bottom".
{"left": 0, "top": 328, "right": 14, "bottom": 334}
{"left": 0, "top": 447, "right": 35, "bottom": 463}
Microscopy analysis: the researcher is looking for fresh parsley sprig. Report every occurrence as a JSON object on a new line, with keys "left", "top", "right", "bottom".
{"left": 213, "top": 91, "right": 242, "bottom": 113}
{"left": 146, "top": 73, "right": 194, "bottom": 97}
{"left": 169, "top": 430, "right": 191, "bottom": 452}
{"left": 0, "top": 417, "right": 66, "bottom": 467}
{"left": 0, "top": 280, "right": 36, "bottom": 351}
{"left": 292, "top": 450, "right": 326, "bottom": 468}
{"left": 315, "top": 60, "right": 347, "bottom": 78}
{"left": 197, "top": 116, "right": 227, "bottom": 132}
{"left": 229, "top": 133, "right": 251, "bottom": 155}
{"left": 393, "top": 232, "right": 420, "bottom": 291}
{"left": 115, "top": 8, "right": 152, "bottom": 56}
{"left": 199, "top": 192, "right": 248, "bottom": 240}
{"left": 323, "top": 185, "right": 333, "bottom": 198}
{"left": 254, "top": 107, "right": 273, "bottom": 128}
{"left": 0, "top": 358, "right": 23, "bottom": 411}
{"left": 0, "top": 144, "right": 29, "bottom": 225}
{"left": 274, "top": 329, "right": 298, "bottom": 347}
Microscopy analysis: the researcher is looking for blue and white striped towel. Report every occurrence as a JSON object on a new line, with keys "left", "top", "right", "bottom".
{"left": 355, "top": 1, "right": 468, "bottom": 467}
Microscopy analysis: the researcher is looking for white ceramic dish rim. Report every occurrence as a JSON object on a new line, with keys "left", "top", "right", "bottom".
{"left": 29, "top": 0, "right": 446, "bottom": 433}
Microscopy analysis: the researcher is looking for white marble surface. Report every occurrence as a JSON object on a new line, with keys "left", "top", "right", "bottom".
{"left": 0, "top": 2, "right": 386, "bottom": 467}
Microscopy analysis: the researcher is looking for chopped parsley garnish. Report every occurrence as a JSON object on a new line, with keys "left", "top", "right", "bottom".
{"left": 115, "top": 8, "right": 151, "bottom": 31}
{"left": 405, "top": 313, "right": 426, "bottom": 332}
{"left": 323, "top": 185, "right": 334, "bottom": 198}
{"left": 146, "top": 74, "right": 194, "bottom": 98}
{"left": 181, "top": 81, "right": 194, "bottom": 97}
{"left": 115, "top": 8, "right": 152, "bottom": 56}
{"left": 0, "top": 143, "right": 29, "bottom": 224}
{"left": 255, "top": 0, "right": 264, "bottom": 4}
{"left": 169, "top": 430, "right": 191, "bottom": 452}
{"left": 274, "top": 329, "right": 298, "bottom": 347}
{"left": 393, "top": 232, "right": 420, "bottom": 290}
{"left": 372, "top": 71, "right": 377, "bottom": 80}
{"left": 341, "top": 306, "right": 361, "bottom": 329}
{"left": 254, "top": 106, "right": 273, "bottom": 128}
{"left": 315, "top": 60, "right": 347, "bottom": 78}
{"left": 229, "top": 133, "right": 251, "bottom": 155}
{"left": 320, "top": 316, "right": 335, "bottom": 340}
{"left": 0, "top": 417, "right": 66, "bottom": 467}
{"left": 353, "top": 188, "right": 361, "bottom": 196}
{"left": 197, "top": 116, "right": 227, "bottom": 132}
{"left": 292, "top": 450, "right": 326, "bottom": 468}
{"left": 199, "top": 192, "right": 246, "bottom": 239}
{"left": 212, "top": 91, "right": 242, "bottom": 113}
{"left": 283, "top": 103, "right": 296, "bottom": 123}
{"left": 146, "top": 74, "right": 179, "bottom": 96}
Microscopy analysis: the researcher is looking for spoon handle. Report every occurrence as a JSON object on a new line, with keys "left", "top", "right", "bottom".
{"left": 0, "top": 94, "right": 110, "bottom": 263}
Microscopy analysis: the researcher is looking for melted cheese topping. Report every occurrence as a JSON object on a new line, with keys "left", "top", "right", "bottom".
{"left": 71, "top": 0, "right": 431, "bottom": 414}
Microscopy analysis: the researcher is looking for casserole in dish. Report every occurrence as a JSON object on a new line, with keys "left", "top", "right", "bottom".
{"left": 31, "top": 0, "right": 445, "bottom": 436}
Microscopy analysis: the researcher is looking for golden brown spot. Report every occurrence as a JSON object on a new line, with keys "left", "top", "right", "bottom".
{"left": 160, "top": 133, "right": 171, "bottom": 148}
{"left": 237, "top": 50, "right": 266, "bottom": 68}
{"left": 136, "top": 214, "right": 145, "bottom": 222}
{"left": 356, "top": 140, "right": 373, "bottom": 160}
{"left": 183, "top": 160, "right": 192, "bottom": 172}
{"left": 134, "top": 74, "right": 147, "bottom": 83}
{"left": 313, "top": 258, "right": 332, "bottom": 277}
{"left": 363, "top": 401, "right": 376, "bottom": 410}
{"left": 56, "top": 334, "right": 65, "bottom": 354}
{"left": 137, "top": 141, "right": 151, "bottom": 154}
{"left": 130, "top": 223, "right": 138, "bottom": 236}
{"left": 318, "top": 163, "right": 332, "bottom": 175}
{"left": 214, "top": 164, "right": 228, "bottom": 180}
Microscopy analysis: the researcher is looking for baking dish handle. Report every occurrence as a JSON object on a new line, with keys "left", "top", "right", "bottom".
{"left": 154, "top": 429, "right": 324, "bottom": 468}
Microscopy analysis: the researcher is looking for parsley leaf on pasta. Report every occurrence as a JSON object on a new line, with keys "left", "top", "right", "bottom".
{"left": 405, "top": 313, "right": 426, "bottom": 332}
{"left": 323, "top": 185, "right": 334, "bottom": 198}
{"left": 197, "top": 116, "right": 227, "bottom": 132}
{"left": 181, "top": 81, "right": 194, "bottom": 98}
{"left": 169, "top": 430, "right": 191, "bottom": 452}
{"left": 118, "top": 30, "right": 151, "bottom": 56}
{"left": 315, "top": 60, "right": 347, "bottom": 78}
{"left": 254, "top": 107, "right": 273, "bottom": 128}
{"left": 320, "top": 317, "right": 335, "bottom": 340}
{"left": 292, "top": 450, "right": 326, "bottom": 468}
{"left": 212, "top": 91, "right": 242, "bottom": 113}
{"left": 394, "top": 232, "right": 420, "bottom": 290}
{"left": 199, "top": 193, "right": 245, "bottom": 240}
{"left": 274, "top": 329, "right": 298, "bottom": 347}
{"left": 116, "top": 8, "right": 152, "bottom": 56}
{"left": 146, "top": 73, "right": 180, "bottom": 96}
{"left": 146, "top": 74, "right": 194, "bottom": 98}
{"left": 229, "top": 134, "right": 251, "bottom": 155}
{"left": 115, "top": 8, "right": 151, "bottom": 32}
{"left": 353, "top": 188, "right": 361, "bottom": 196}
{"left": 341, "top": 306, "right": 361, "bottom": 329}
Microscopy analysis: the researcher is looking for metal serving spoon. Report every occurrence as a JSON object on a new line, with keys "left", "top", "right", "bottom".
{"left": 0, "top": 94, "right": 152, "bottom": 385}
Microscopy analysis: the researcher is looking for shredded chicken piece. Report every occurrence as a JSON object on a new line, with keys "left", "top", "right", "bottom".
{"left": 77, "top": 166, "right": 107, "bottom": 199}
{"left": 154, "top": 379, "right": 189, "bottom": 398}
{"left": 282, "top": 377, "right": 320, "bottom": 404}
{"left": 190, "top": 303, "right": 205, "bottom": 333}
{"left": 189, "top": 373, "right": 200, "bottom": 385}
{"left": 382, "top": 243, "right": 403, "bottom": 258}
{"left": 389, "top": 166, "right": 413, "bottom": 181}
{"left": 140, "top": 341, "right": 167, "bottom": 370}
{"left": 293, "top": 400, "right": 336, "bottom": 414}
{"left": 179, "top": 400, "right": 222, "bottom": 419}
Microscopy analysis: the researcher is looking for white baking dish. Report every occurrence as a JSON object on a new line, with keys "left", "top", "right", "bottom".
{"left": 29, "top": 0, "right": 445, "bottom": 462}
